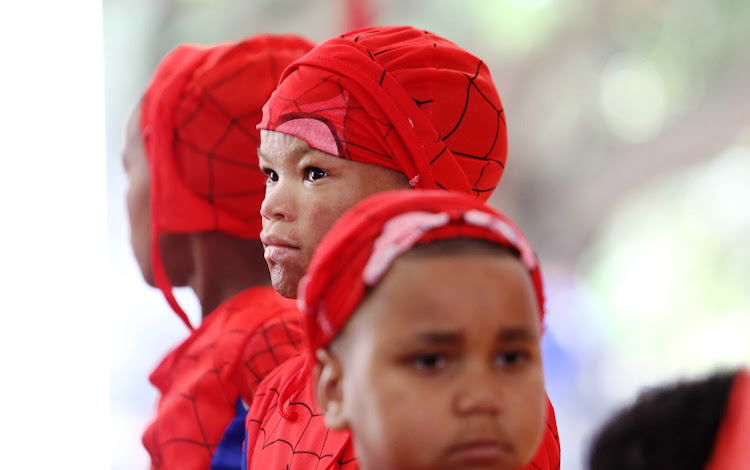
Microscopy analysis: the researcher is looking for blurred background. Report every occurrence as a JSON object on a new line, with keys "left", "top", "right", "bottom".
{"left": 106, "top": 1, "right": 750, "bottom": 468}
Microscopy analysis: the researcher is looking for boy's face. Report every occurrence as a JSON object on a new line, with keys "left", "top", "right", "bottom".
{"left": 122, "top": 106, "right": 154, "bottom": 285}
{"left": 258, "top": 130, "right": 410, "bottom": 298}
{"left": 321, "top": 252, "right": 546, "bottom": 470}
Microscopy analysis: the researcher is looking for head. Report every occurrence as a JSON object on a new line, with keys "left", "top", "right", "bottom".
{"left": 589, "top": 368, "right": 750, "bottom": 470}
{"left": 258, "top": 25, "right": 508, "bottom": 298}
{"left": 300, "top": 190, "right": 547, "bottom": 470}
{"left": 124, "top": 34, "right": 314, "bottom": 326}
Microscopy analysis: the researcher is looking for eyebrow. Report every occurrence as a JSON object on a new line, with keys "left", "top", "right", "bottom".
{"left": 414, "top": 331, "right": 463, "bottom": 345}
{"left": 496, "top": 327, "right": 539, "bottom": 342}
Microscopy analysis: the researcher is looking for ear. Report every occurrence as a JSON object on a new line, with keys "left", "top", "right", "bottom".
{"left": 314, "top": 348, "right": 348, "bottom": 430}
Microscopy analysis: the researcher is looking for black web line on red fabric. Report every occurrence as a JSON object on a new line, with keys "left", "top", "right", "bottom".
{"left": 148, "top": 314, "right": 303, "bottom": 468}
{"left": 275, "top": 74, "right": 337, "bottom": 111}
{"left": 172, "top": 138, "right": 261, "bottom": 170}
{"left": 253, "top": 386, "right": 354, "bottom": 469}
{"left": 413, "top": 98, "right": 433, "bottom": 108}
{"left": 272, "top": 53, "right": 504, "bottom": 197}
{"left": 441, "top": 60, "right": 482, "bottom": 141}
{"left": 243, "top": 317, "right": 304, "bottom": 390}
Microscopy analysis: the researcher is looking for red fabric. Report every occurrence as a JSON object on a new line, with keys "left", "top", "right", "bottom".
{"left": 244, "top": 191, "right": 560, "bottom": 470}
{"left": 140, "top": 35, "right": 315, "bottom": 329}
{"left": 143, "top": 286, "right": 304, "bottom": 470}
{"left": 258, "top": 25, "right": 507, "bottom": 201}
{"left": 245, "top": 356, "right": 560, "bottom": 470}
{"left": 706, "top": 369, "right": 750, "bottom": 469}
{"left": 300, "top": 189, "right": 545, "bottom": 353}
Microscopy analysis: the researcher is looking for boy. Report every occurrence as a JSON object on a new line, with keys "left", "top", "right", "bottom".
{"left": 123, "top": 34, "right": 313, "bottom": 470}
{"left": 256, "top": 189, "right": 550, "bottom": 470}
{"left": 245, "top": 26, "right": 560, "bottom": 469}
{"left": 589, "top": 368, "right": 750, "bottom": 470}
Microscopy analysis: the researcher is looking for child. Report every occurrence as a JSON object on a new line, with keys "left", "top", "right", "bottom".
{"left": 246, "top": 25, "right": 560, "bottom": 470}
{"left": 589, "top": 368, "right": 750, "bottom": 470}
{"left": 123, "top": 34, "right": 314, "bottom": 470}
{"left": 252, "top": 189, "right": 550, "bottom": 470}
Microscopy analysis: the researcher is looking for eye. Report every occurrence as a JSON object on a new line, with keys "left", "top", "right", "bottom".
{"left": 305, "top": 166, "right": 329, "bottom": 182}
{"left": 262, "top": 168, "right": 278, "bottom": 183}
{"left": 412, "top": 354, "right": 447, "bottom": 371}
{"left": 495, "top": 350, "right": 528, "bottom": 367}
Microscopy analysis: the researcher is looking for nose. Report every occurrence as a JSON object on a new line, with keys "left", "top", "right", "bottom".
{"left": 453, "top": 363, "right": 503, "bottom": 417}
{"left": 260, "top": 178, "right": 296, "bottom": 222}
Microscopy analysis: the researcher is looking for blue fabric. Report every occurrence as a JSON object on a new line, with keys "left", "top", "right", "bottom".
{"left": 211, "top": 398, "right": 248, "bottom": 470}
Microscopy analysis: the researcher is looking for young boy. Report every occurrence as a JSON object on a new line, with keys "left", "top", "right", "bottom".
{"left": 123, "top": 34, "right": 314, "bottom": 470}
{"left": 589, "top": 368, "right": 750, "bottom": 470}
{"left": 257, "top": 189, "right": 549, "bottom": 470}
{"left": 245, "top": 25, "right": 560, "bottom": 470}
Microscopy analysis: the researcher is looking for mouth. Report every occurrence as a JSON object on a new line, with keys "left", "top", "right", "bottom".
{"left": 260, "top": 233, "right": 301, "bottom": 264}
{"left": 446, "top": 440, "right": 513, "bottom": 466}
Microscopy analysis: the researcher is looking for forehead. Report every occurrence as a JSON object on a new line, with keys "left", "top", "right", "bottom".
{"left": 361, "top": 253, "right": 539, "bottom": 332}
{"left": 259, "top": 130, "right": 314, "bottom": 163}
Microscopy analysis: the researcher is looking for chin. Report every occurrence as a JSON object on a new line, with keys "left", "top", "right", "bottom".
{"left": 270, "top": 270, "right": 300, "bottom": 299}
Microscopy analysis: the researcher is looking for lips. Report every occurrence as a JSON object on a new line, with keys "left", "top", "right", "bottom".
{"left": 260, "top": 232, "right": 300, "bottom": 265}
{"left": 446, "top": 439, "right": 513, "bottom": 465}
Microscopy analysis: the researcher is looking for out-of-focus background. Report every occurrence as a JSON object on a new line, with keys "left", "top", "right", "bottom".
{"left": 106, "top": 1, "right": 750, "bottom": 469}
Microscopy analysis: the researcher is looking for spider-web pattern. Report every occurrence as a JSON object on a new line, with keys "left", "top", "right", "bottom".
{"left": 245, "top": 354, "right": 354, "bottom": 470}
{"left": 143, "top": 36, "right": 314, "bottom": 242}
{"left": 261, "top": 26, "right": 507, "bottom": 202}
{"left": 244, "top": 354, "right": 560, "bottom": 470}
{"left": 167, "top": 47, "right": 288, "bottom": 238}
{"left": 143, "top": 287, "right": 304, "bottom": 470}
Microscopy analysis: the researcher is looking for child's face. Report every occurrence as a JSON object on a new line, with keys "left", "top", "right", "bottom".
{"left": 258, "top": 130, "right": 410, "bottom": 298}
{"left": 122, "top": 106, "right": 153, "bottom": 285}
{"left": 321, "top": 252, "right": 546, "bottom": 470}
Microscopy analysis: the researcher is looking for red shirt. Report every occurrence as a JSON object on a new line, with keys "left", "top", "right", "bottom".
{"left": 143, "top": 286, "right": 303, "bottom": 470}
{"left": 244, "top": 354, "right": 560, "bottom": 469}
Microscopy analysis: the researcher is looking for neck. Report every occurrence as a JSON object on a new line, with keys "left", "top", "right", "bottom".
{"left": 187, "top": 232, "right": 270, "bottom": 318}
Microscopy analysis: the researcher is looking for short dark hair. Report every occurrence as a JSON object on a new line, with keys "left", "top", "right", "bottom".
{"left": 588, "top": 369, "right": 738, "bottom": 470}
{"left": 406, "top": 236, "right": 520, "bottom": 259}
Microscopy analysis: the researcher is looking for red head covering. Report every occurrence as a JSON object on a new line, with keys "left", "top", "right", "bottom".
{"left": 298, "top": 189, "right": 544, "bottom": 354}
{"left": 258, "top": 25, "right": 507, "bottom": 200}
{"left": 706, "top": 369, "right": 750, "bottom": 469}
{"left": 140, "top": 35, "right": 315, "bottom": 330}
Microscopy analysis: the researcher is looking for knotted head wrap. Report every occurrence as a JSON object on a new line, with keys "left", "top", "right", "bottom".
{"left": 298, "top": 189, "right": 543, "bottom": 354}
{"left": 140, "top": 34, "right": 315, "bottom": 329}
{"left": 259, "top": 26, "right": 507, "bottom": 200}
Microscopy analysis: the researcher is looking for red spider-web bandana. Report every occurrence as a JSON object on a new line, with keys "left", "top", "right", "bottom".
{"left": 258, "top": 25, "right": 507, "bottom": 200}
{"left": 140, "top": 35, "right": 314, "bottom": 329}
{"left": 298, "top": 190, "right": 544, "bottom": 353}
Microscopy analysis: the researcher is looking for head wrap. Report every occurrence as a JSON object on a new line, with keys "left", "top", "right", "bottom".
{"left": 706, "top": 369, "right": 750, "bottom": 469}
{"left": 298, "top": 189, "right": 544, "bottom": 354}
{"left": 140, "top": 34, "right": 315, "bottom": 329}
{"left": 258, "top": 26, "right": 507, "bottom": 200}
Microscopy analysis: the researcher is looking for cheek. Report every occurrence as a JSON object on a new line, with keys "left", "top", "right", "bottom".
{"left": 348, "top": 361, "right": 446, "bottom": 464}
{"left": 132, "top": 181, "right": 151, "bottom": 232}
{"left": 304, "top": 192, "right": 361, "bottom": 252}
{"left": 508, "top": 369, "right": 547, "bottom": 461}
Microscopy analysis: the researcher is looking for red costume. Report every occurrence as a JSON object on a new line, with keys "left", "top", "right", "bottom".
{"left": 138, "top": 34, "right": 315, "bottom": 470}
{"left": 245, "top": 190, "right": 560, "bottom": 469}
{"left": 244, "top": 27, "right": 560, "bottom": 466}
